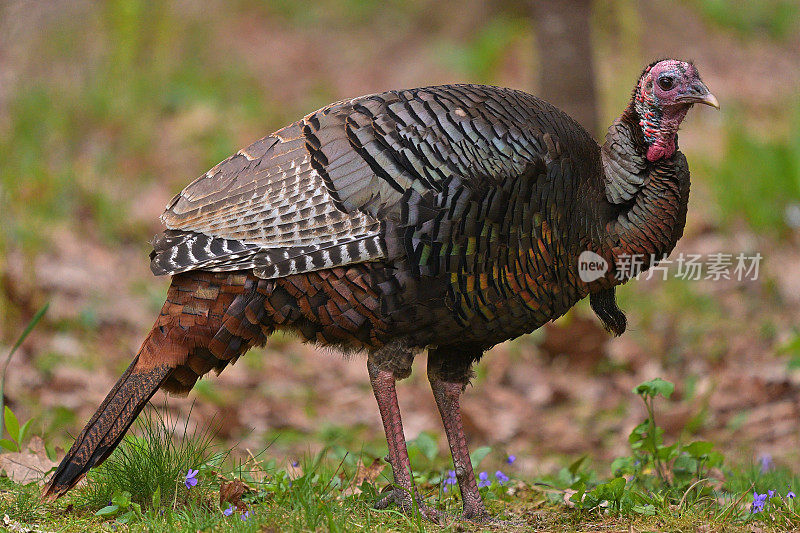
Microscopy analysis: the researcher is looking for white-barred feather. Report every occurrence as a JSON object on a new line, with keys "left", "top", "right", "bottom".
{"left": 153, "top": 85, "right": 543, "bottom": 279}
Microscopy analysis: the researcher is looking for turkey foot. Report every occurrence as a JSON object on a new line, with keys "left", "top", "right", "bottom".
{"left": 374, "top": 487, "right": 444, "bottom": 523}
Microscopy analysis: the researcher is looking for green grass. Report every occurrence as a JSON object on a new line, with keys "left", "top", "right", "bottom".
{"left": 0, "top": 415, "right": 519, "bottom": 531}
{"left": 4, "top": 379, "right": 800, "bottom": 532}
{"left": 79, "top": 405, "right": 225, "bottom": 511}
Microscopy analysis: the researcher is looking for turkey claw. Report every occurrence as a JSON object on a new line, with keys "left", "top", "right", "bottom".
{"left": 374, "top": 488, "right": 445, "bottom": 524}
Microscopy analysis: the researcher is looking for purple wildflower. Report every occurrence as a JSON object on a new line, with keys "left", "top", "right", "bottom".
{"left": 768, "top": 489, "right": 775, "bottom": 498}
{"left": 291, "top": 460, "right": 299, "bottom": 467}
{"left": 495, "top": 471, "right": 509, "bottom": 484}
{"left": 506, "top": 455, "right": 516, "bottom": 465}
{"left": 477, "top": 471, "right": 491, "bottom": 488}
{"left": 789, "top": 490, "right": 796, "bottom": 499}
{"left": 759, "top": 454, "right": 774, "bottom": 473}
{"left": 752, "top": 492, "right": 768, "bottom": 513}
{"left": 223, "top": 505, "right": 234, "bottom": 516}
{"left": 241, "top": 510, "right": 251, "bottom": 521}
{"left": 442, "top": 470, "right": 457, "bottom": 492}
{"left": 184, "top": 469, "right": 199, "bottom": 489}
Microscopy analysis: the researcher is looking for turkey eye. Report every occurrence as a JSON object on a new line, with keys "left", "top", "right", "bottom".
{"left": 658, "top": 76, "right": 675, "bottom": 91}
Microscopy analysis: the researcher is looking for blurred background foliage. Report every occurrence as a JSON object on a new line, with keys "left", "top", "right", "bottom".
{"left": 0, "top": 0, "right": 799, "bottom": 478}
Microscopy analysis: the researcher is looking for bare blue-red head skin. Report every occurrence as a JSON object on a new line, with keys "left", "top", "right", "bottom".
{"left": 634, "top": 59, "right": 719, "bottom": 161}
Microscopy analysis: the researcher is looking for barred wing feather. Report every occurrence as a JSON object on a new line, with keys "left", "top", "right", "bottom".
{"left": 151, "top": 85, "right": 568, "bottom": 280}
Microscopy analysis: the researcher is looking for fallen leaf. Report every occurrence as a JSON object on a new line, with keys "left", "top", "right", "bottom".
{"left": 341, "top": 458, "right": 385, "bottom": 496}
{"left": 219, "top": 479, "right": 251, "bottom": 510}
{"left": 0, "top": 437, "right": 57, "bottom": 486}
{"left": 562, "top": 488, "right": 577, "bottom": 508}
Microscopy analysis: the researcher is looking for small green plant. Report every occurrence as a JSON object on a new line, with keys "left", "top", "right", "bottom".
{"left": 547, "top": 378, "right": 724, "bottom": 516}
{"left": 0, "top": 406, "right": 34, "bottom": 453}
{"left": 95, "top": 490, "right": 146, "bottom": 523}
{"left": 616, "top": 379, "right": 724, "bottom": 496}
{"left": 0, "top": 303, "right": 48, "bottom": 452}
{"left": 82, "top": 404, "right": 226, "bottom": 513}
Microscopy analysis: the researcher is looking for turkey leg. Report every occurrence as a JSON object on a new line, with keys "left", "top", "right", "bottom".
{"left": 427, "top": 348, "right": 489, "bottom": 521}
{"left": 367, "top": 359, "right": 441, "bottom": 522}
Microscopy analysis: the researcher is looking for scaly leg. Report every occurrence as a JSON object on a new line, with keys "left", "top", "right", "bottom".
{"left": 367, "top": 356, "right": 442, "bottom": 523}
{"left": 427, "top": 348, "right": 490, "bottom": 521}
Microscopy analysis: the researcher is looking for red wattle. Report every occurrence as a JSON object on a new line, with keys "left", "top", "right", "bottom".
{"left": 646, "top": 141, "right": 675, "bottom": 161}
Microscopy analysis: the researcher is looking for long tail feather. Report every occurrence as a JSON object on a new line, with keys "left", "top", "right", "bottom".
{"left": 41, "top": 266, "right": 371, "bottom": 499}
{"left": 42, "top": 356, "right": 172, "bottom": 499}
{"left": 42, "top": 271, "right": 263, "bottom": 499}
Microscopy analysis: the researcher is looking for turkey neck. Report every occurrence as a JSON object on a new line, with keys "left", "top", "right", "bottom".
{"left": 599, "top": 104, "right": 691, "bottom": 280}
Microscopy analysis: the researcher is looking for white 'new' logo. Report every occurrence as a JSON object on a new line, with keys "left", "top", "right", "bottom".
{"left": 578, "top": 251, "right": 608, "bottom": 283}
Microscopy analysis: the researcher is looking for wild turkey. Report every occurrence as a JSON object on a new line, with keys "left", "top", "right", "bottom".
{"left": 44, "top": 59, "right": 718, "bottom": 521}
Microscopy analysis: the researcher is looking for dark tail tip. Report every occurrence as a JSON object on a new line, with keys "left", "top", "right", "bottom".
{"left": 42, "top": 358, "right": 172, "bottom": 499}
{"left": 43, "top": 460, "right": 91, "bottom": 500}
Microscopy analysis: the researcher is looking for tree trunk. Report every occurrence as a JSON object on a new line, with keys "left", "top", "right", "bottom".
{"left": 530, "top": 0, "right": 599, "bottom": 136}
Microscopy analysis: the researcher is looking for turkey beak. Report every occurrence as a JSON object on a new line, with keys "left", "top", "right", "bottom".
{"left": 696, "top": 91, "right": 720, "bottom": 109}
{"left": 678, "top": 81, "right": 720, "bottom": 109}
